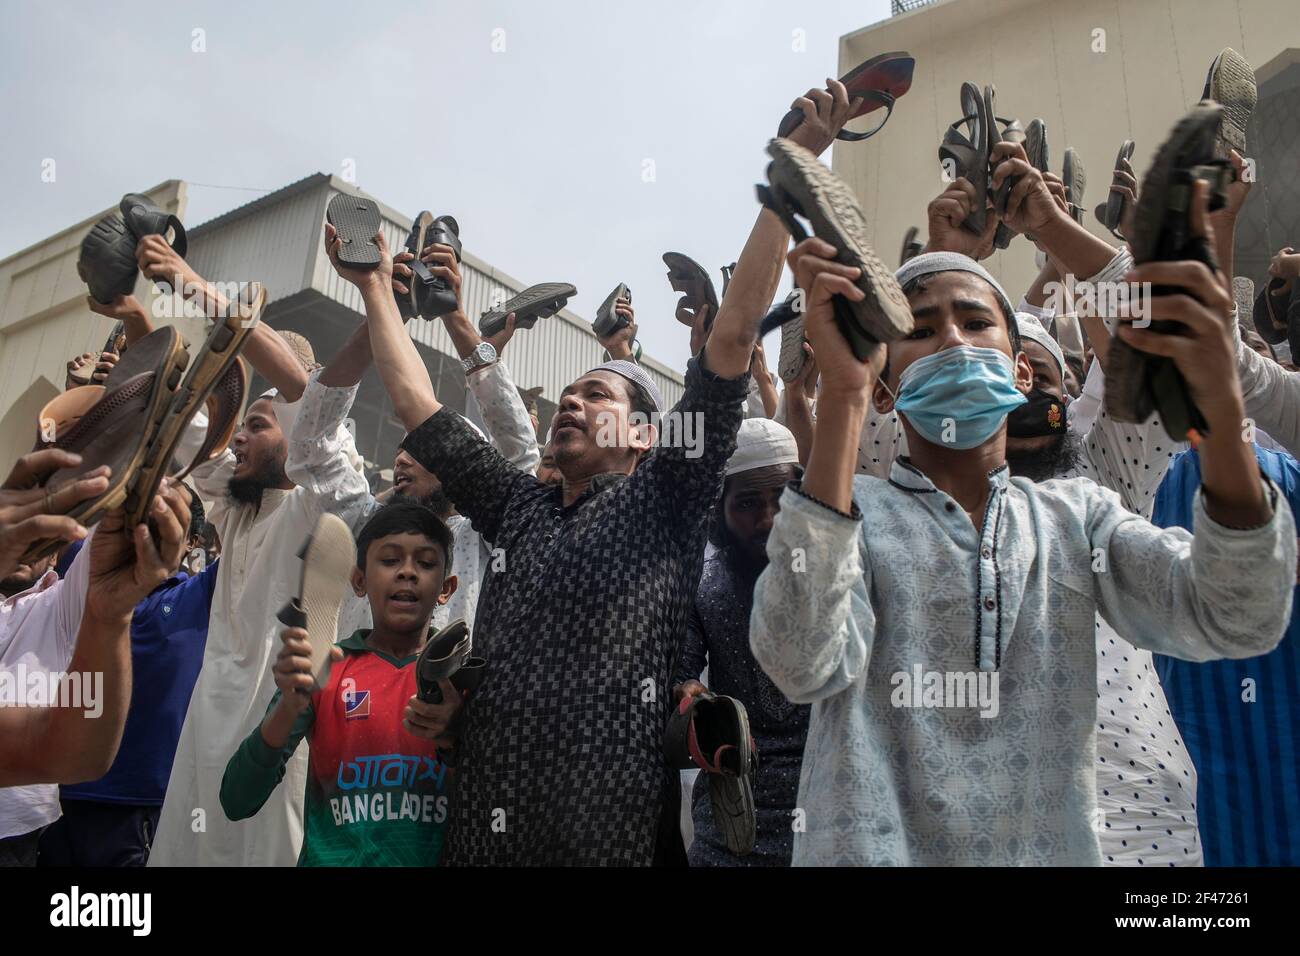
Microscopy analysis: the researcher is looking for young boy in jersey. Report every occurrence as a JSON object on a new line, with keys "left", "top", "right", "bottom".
{"left": 219, "top": 501, "right": 462, "bottom": 866}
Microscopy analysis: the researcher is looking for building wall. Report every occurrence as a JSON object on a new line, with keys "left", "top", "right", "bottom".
{"left": 0, "top": 174, "right": 686, "bottom": 477}
{"left": 0, "top": 181, "right": 200, "bottom": 474}
{"left": 835, "top": 0, "right": 1300, "bottom": 304}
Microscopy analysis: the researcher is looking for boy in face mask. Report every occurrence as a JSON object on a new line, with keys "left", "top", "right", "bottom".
{"left": 750, "top": 182, "right": 1296, "bottom": 866}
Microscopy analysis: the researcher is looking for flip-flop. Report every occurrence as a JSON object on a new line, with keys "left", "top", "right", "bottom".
{"left": 719, "top": 262, "right": 737, "bottom": 299}
{"left": 1104, "top": 104, "right": 1232, "bottom": 440}
{"left": 938, "top": 82, "right": 991, "bottom": 235}
{"left": 326, "top": 193, "right": 383, "bottom": 271}
{"left": 899, "top": 225, "right": 923, "bottom": 266}
{"left": 277, "top": 512, "right": 356, "bottom": 689}
{"left": 416, "top": 618, "right": 473, "bottom": 705}
{"left": 664, "top": 691, "right": 758, "bottom": 855}
{"left": 1094, "top": 140, "right": 1136, "bottom": 240}
{"left": 776, "top": 290, "right": 807, "bottom": 382}
{"left": 19, "top": 326, "right": 189, "bottom": 564}
{"left": 593, "top": 282, "right": 631, "bottom": 338}
{"left": 399, "top": 212, "right": 462, "bottom": 320}
{"left": 663, "top": 252, "right": 720, "bottom": 331}
{"left": 994, "top": 117, "right": 1047, "bottom": 250}
{"left": 78, "top": 194, "right": 188, "bottom": 304}
{"left": 477, "top": 282, "right": 576, "bottom": 338}
{"left": 756, "top": 138, "right": 913, "bottom": 359}
{"left": 124, "top": 282, "right": 264, "bottom": 527}
{"left": 1063, "top": 147, "right": 1087, "bottom": 225}
{"left": 1202, "top": 47, "right": 1256, "bottom": 156}
{"left": 777, "top": 51, "right": 915, "bottom": 142}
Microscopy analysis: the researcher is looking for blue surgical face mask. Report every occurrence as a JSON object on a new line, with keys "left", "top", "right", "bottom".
{"left": 889, "top": 345, "right": 1027, "bottom": 449}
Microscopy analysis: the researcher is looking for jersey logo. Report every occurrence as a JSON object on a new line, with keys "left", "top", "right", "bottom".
{"left": 344, "top": 689, "right": 371, "bottom": 720}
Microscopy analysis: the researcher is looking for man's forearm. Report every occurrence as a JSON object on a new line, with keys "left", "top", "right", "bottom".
{"left": 1023, "top": 257, "right": 1060, "bottom": 309}
{"left": 1035, "top": 209, "right": 1118, "bottom": 281}
{"left": 239, "top": 323, "right": 310, "bottom": 401}
{"left": 0, "top": 606, "right": 132, "bottom": 786}
{"left": 119, "top": 300, "right": 154, "bottom": 346}
{"left": 360, "top": 283, "right": 441, "bottom": 429}
{"left": 704, "top": 208, "right": 787, "bottom": 379}
{"left": 440, "top": 310, "right": 483, "bottom": 360}
{"left": 803, "top": 390, "right": 868, "bottom": 513}
{"left": 317, "top": 319, "right": 374, "bottom": 388}
{"left": 1199, "top": 398, "right": 1270, "bottom": 527}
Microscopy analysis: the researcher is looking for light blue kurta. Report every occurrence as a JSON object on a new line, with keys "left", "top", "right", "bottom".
{"left": 750, "top": 460, "right": 1295, "bottom": 866}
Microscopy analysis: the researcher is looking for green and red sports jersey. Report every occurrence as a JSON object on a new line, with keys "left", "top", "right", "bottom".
{"left": 220, "top": 631, "right": 451, "bottom": 867}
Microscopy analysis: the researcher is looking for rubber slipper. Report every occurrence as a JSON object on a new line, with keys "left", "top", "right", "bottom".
{"left": 1104, "top": 104, "right": 1232, "bottom": 440}
{"left": 720, "top": 262, "right": 737, "bottom": 299}
{"left": 399, "top": 212, "right": 462, "bottom": 320}
{"left": 1094, "top": 140, "right": 1136, "bottom": 240}
{"left": 326, "top": 193, "right": 383, "bottom": 271}
{"left": 593, "top": 282, "right": 631, "bottom": 338}
{"left": 776, "top": 290, "right": 807, "bottom": 382}
{"left": 899, "top": 225, "right": 923, "bottom": 266}
{"left": 938, "top": 82, "right": 991, "bottom": 235}
{"left": 477, "top": 282, "right": 576, "bottom": 338}
{"left": 20, "top": 326, "right": 190, "bottom": 564}
{"left": 1062, "top": 146, "right": 1087, "bottom": 225}
{"left": 709, "top": 769, "right": 757, "bottom": 856}
{"left": 395, "top": 211, "right": 430, "bottom": 321}
{"left": 777, "top": 51, "right": 915, "bottom": 142}
{"left": 664, "top": 691, "right": 758, "bottom": 855}
{"left": 663, "top": 252, "right": 720, "bottom": 331}
{"left": 1252, "top": 276, "right": 1292, "bottom": 346}
{"left": 1202, "top": 47, "right": 1256, "bottom": 156}
{"left": 124, "top": 282, "right": 265, "bottom": 527}
{"left": 415, "top": 618, "right": 472, "bottom": 705}
{"left": 994, "top": 117, "right": 1046, "bottom": 250}
{"left": 277, "top": 512, "right": 356, "bottom": 689}
{"left": 756, "top": 138, "right": 913, "bottom": 359}
{"left": 78, "top": 195, "right": 188, "bottom": 304}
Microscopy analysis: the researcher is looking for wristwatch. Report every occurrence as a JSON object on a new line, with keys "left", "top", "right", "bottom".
{"left": 461, "top": 341, "right": 497, "bottom": 373}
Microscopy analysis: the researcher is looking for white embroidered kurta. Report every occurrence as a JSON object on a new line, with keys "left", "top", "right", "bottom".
{"left": 751, "top": 464, "right": 1294, "bottom": 866}
{"left": 149, "top": 384, "right": 369, "bottom": 866}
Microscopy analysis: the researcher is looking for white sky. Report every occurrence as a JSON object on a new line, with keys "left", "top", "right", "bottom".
{"left": 0, "top": 0, "right": 892, "bottom": 372}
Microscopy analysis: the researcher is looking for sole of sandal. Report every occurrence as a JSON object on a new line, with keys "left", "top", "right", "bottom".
{"left": 1205, "top": 48, "right": 1255, "bottom": 156}
{"left": 478, "top": 282, "right": 576, "bottom": 337}
{"left": 18, "top": 334, "right": 191, "bottom": 566}
{"left": 708, "top": 772, "right": 756, "bottom": 856}
{"left": 763, "top": 138, "right": 913, "bottom": 349}
{"left": 1100, "top": 140, "right": 1136, "bottom": 235}
{"left": 126, "top": 283, "right": 265, "bottom": 526}
{"left": 410, "top": 210, "right": 433, "bottom": 318}
{"left": 663, "top": 252, "right": 719, "bottom": 328}
{"left": 778, "top": 310, "right": 807, "bottom": 382}
{"left": 1106, "top": 106, "right": 1222, "bottom": 435}
{"left": 326, "top": 193, "right": 383, "bottom": 270}
{"left": 298, "top": 512, "right": 357, "bottom": 686}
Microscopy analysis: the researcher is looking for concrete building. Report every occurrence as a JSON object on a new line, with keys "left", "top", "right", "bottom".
{"left": 837, "top": 0, "right": 1300, "bottom": 304}
{"left": 0, "top": 174, "right": 684, "bottom": 482}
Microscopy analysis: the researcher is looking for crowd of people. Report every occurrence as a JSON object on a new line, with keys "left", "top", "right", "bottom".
{"left": 1, "top": 43, "right": 1297, "bottom": 869}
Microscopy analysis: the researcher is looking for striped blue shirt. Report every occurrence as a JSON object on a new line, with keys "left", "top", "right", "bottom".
{"left": 1152, "top": 446, "right": 1300, "bottom": 865}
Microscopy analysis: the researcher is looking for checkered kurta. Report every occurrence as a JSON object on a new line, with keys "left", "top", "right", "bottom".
{"left": 402, "top": 356, "right": 748, "bottom": 865}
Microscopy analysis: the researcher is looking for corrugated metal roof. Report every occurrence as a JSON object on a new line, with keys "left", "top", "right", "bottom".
{"left": 187, "top": 174, "right": 684, "bottom": 408}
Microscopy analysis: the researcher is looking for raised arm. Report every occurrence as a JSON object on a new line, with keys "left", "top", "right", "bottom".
{"left": 703, "top": 79, "right": 855, "bottom": 380}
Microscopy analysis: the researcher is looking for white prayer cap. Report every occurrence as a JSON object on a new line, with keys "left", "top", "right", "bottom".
{"left": 1014, "top": 312, "right": 1065, "bottom": 376}
{"left": 725, "top": 418, "right": 799, "bottom": 477}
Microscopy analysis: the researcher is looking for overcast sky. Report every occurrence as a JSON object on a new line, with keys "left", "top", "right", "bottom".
{"left": 0, "top": 0, "right": 893, "bottom": 372}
